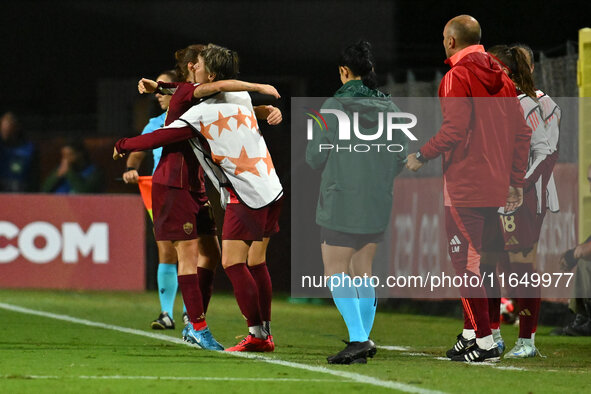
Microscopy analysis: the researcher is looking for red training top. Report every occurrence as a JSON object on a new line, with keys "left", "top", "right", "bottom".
{"left": 419, "top": 45, "right": 532, "bottom": 208}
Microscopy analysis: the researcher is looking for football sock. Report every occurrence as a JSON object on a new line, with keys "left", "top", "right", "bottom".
{"left": 249, "top": 262, "right": 273, "bottom": 322}
{"left": 225, "top": 263, "right": 262, "bottom": 327}
{"left": 177, "top": 274, "right": 206, "bottom": 325}
{"left": 476, "top": 334, "right": 495, "bottom": 350}
{"left": 492, "top": 328, "right": 502, "bottom": 344}
{"left": 330, "top": 273, "right": 368, "bottom": 343}
{"left": 511, "top": 263, "right": 539, "bottom": 339}
{"left": 356, "top": 277, "right": 377, "bottom": 337}
{"left": 462, "top": 329, "right": 476, "bottom": 340}
{"left": 517, "top": 298, "right": 538, "bottom": 339}
{"left": 481, "top": 263, "right": 501, "bottom": 330}
{"left": 197, "top": 267, "right": 215, "bottom": 314}
{"left": 248, "top": 325, "right": 267, "bottom": 339}
{"left": 157, "top": 263, "right": 178, "bottom": 318}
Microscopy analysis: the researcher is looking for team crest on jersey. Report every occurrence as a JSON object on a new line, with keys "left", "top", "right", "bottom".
{"left": 183, "top": 222, "right": 194, "bottom": 235}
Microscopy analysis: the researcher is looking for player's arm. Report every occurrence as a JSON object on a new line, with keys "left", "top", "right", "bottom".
{"left": 114, "top": 124, "right": 195, "bottom": 160}
{"left": 254, "top": 105, "right": 282, "bottom": 125}
{"left": 560, "top": 240, "right": 591, "bottom": 271}
{"left": 138, "top": 78, "right": 181, "bottom": 95}
{"left": 193, "top": 80, "right": 280, "bottom": 99}
{"left": 417, "top": 69, "right": 472, "bottom": 160}
{"left": 122, "top": 152, "right": 147, "bottom": 184}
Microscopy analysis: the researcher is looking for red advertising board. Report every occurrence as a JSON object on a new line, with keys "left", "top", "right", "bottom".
{"left": 0, "top": 194, "right": 145, "bottom": 290}
{"left": 388, "top": 163, "right": 577, "bottom": 298}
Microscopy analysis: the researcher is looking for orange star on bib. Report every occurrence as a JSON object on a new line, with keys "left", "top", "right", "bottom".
{"left": 199, "top": 121, "right": 215, "bottom": 140}
{"left": 211, "top": 152, "right": 227, "bottom": 164}
{"left": 233, "top": 108, "right": 250, "bottom": 129}
{"left": 211, "top": 111, "right": 232, "bottom": 136}
{"left": 227, "top": 147, "right": 262, "bottom": 176}
{"left": 261, "top": 149, "right": 274, "bottom": 175}
{"left": 247, "top": 111, "right": 258, "bottom": 131}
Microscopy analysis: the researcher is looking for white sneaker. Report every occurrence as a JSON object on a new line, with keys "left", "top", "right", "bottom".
{"left": 504, "top": 338, "right": 539, "bottom": 358}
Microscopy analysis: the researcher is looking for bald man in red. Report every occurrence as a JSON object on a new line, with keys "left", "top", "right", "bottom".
{"left": 407, "top": 15, "right": 532, "bottom": 362}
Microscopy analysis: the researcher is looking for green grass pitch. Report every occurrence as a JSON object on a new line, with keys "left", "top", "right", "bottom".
{"left": 0, "top": 289, "right": 589, "bottom": 393}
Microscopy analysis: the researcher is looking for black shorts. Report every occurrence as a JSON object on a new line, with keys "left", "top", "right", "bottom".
{"left": 320, "top": 227, "right": 384, "bottom": 250}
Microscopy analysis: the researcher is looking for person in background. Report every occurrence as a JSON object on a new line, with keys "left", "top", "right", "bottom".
{"left": 485, "top": 44, "right": 560, "bottom": 358}
{"left": 122, "top": 69, "right": 189, "bottom": 330}
{"left": 551, "top": 164, "right": 591, "bottom": 337}
{"left": 0, "top": 111, "right": 39, "bottom": 192}
{"left": 406, "top": 15, "right": 532, "bottom": 363}
{"left": 306, "top": 40, "right": 407, "bottom": 364}
{"left": 42, "top": 139, "right": 103, "bottom": 194}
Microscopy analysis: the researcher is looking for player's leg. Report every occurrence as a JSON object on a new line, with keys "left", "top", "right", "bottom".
{"left": 445, "top": 206, "right": 498, "bottom": 362}
{"left": 247, "top": 238, "right": 273, "bottom": 336}
{"left": 196, "top": 234, "right": 220, "bottom": 314}
{"left": 480, "top": 250, "right": 505, "bottom": 352}
{"left": 176, "top": 238, "right": 223, "bottom": 350}
{"left": 501, "top": 187, "right": 544, "bottom": 358}
{"left": 151, "top": 240, "right": 178, "bottom": 329}
{"left": 505, "top": 245, "right": 541, "bottom": 358}
{"left": 224, "top": 239, "right": 274, "bottom": 351}
{"left": 246, "top": 198, "right": 281, "bottom": 339}
{"left": 350, "top": 242, "right": 378, "bottom": 340}
{"left": 196, "top": 201, "right": 220, "bottom": 314}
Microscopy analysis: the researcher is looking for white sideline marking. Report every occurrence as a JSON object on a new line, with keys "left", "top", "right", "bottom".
{"left": 378, "top": 345, "right": 411, "bottom": 351}
{"left": 381, "top": 345, "right": 529, "bottom": 371}
{"left": 0, "top": 303, "right": 445, "bottom": 394}
{"left": 1, "top": 375, "right": 345, "bottom": 383}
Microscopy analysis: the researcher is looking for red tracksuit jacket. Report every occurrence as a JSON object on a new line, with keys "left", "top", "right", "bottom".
{"left": 420, "top": 45, "right": 532, "bottom": 207}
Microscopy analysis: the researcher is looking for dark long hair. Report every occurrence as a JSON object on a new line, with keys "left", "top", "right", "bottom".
{"left": 339, "top": 40, "right": 377, "bottom": 90}
{"left": 487, "top": 44, "right": 536, "bottom": 99}
{"left": 174, "top": 44, "right": 206, "bottom": 81}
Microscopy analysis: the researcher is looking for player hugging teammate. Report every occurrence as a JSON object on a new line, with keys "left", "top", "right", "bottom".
{"left": 114, "top": 44, "right": 282, "bottom": 351}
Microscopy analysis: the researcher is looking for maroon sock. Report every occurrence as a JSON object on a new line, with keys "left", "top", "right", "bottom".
{"left": 481, "top": 261, "right": 501, "bottom": 330}
{"left": 178, "top": 274, "right": 206, "bottom": 325}
{"left": 249, "top": 262, "right": 272, "bottom": 322}
{"left": 198, "top": 267, "right": 215, "bottom": 314}
{"left": 225, "top": 263, "right": 262, "bottom": 327}
{"left": 530, "top": 297, "right": 541, "bottom": 335}
{"left": 511, "top": 263, "right": 539, "bottom": 338}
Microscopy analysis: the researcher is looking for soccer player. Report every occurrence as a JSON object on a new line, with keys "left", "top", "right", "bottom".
{"left": 114, "top": 44, "right": 282, "bottom": 351}
{"left": 122, "top": 69, "right": 190, "bottom": 330}
{"left": 306, "top": 40, "right": 407, "bottom": 364}
{"left": 486, "top": 44, "right": 560, "bottom": 358}
{"left": 179, "top": 45, "right": 283, "bottom": 352}
{"left": 406, "top": 15, "right": 532, "bottom": 362}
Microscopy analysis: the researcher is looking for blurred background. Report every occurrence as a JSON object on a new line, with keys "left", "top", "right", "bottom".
{"left": 1, "top": 0, "right": 589, "bottom": 298}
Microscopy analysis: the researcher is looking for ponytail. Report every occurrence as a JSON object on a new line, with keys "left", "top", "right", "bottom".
{"left": 509, "top": 46, "right": 536, "bottom": 99}
{"left": 487, "top": 44, "right": 536, "bottom": 100}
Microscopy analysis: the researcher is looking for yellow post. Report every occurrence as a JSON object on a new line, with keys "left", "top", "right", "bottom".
{"left": 578, "top": 28, "right": 591, "bottom": 242}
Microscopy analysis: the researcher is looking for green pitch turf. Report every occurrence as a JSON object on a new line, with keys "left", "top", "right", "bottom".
{"left": 0, "top": 289, "right": 589, "bottom": 393}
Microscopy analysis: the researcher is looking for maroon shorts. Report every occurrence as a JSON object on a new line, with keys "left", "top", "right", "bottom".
{"left": 152, "top": 183, "right": 217, "bottom": 241}
{"left": 222, "top": 198, "right": 283, "bottom": 241}
{"left": 499, "top": 186, "right": 545, "bottom": 252}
